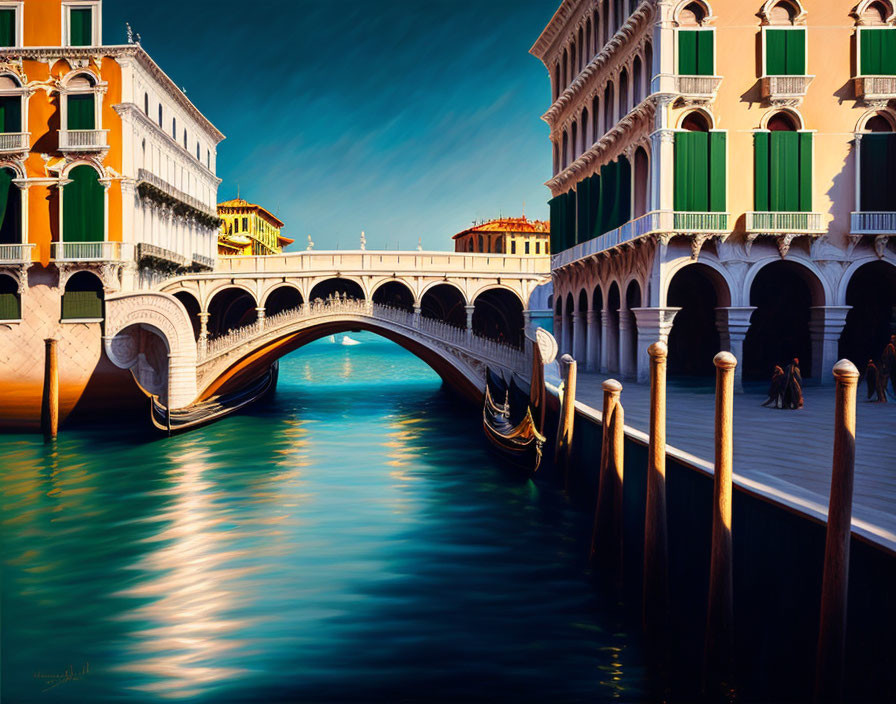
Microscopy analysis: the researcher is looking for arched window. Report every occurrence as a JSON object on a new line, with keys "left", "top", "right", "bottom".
{"left": 0, "top": 167, "right": 21, "bottom": 245}
{"left": 0, "top": 74, "right": 23, "bottom": 135}
{"left": 553, "top": 63, "right": 560, "bottom": 101}
{"left": 63, "top": 165, "right": 104, "bottom": 243}
{"left": 755, "top": 111, "right": 812, "bottom": 212}
{"left": 183, "top": 129, "right": 187, "bottom": 150}
{"left": 207, "top": 149, "right": 211, "bottom": 170}
{"left": 614, "top": 0, "right": 625, "bottom": 32}
{"left": 477, "top": 235, "right": 484, "bottom": 251}
{"left": 591, "top": 95, "right": 600, "bottom": 140}
{"left": 677, "top": 3, "right": 715, "bottom": 76}
{"left": 601, "top": 0, "right": 610, "bottom": 45}
{"left": 632, "top": 56, "right": 643, "bottom": 104}
{"left": 158, "top": 104, "right": 163, "bottom": 127}
{"left": 62, "top": 271, "right": 104, "bottom": 321}
{"left": 144, "top": 92, "right": 149, "bottom": 115}
{"left": 172, "top": 116, "right": 177, "bottom": 140}
{"left": 618, "top": 68, "right": 629, "bottom": 116}
{"left": 562, "top": 48, "right": 568, "bottom": 88}
{"left": 763, "top": 2, "right": 807, "bottom": 76}
{"left": 857, "top": 2, "right": 896, "bottom": 75}
{"left": 196, "top": 142, "right": 200, "bottom": 160}
{"left": 582, "top": 107, "right": 589, "bottom": 150}
{"left": 562, "top": 130, "right": 569, "bottom": 169}
{"left": 553, "top": 141, "right": 560, "bottom": 174}
{"left": 675, "top": 111, "right": 726, "bottom": 213}
{"left": 570, "top": 42, "right": 577, "bottom": 80}
{"left": 645, "top": 41, "right": 654, "bottom": 89}
{"left": 578, "top": 26, "right": 585, "bottom": 70}
{"left": 604, "top": 82, "right": 614, "bottom": 134}
{"left": 65, "top": 74, "right": 96, "bottom": 131}
{"left": 586, "top": 20, "right": 592, "bottom": 63}
{"left": 858, "top": 112, "right": 896, "bottom": 212}
{"left": 677, "top": 1, "right": 708, "bottom": 26}
{"left": 571, "top": 121, "right": 578, "bottom": 160}
{"left": 0, "top": 274, "right": 19, "bottom": 321}
{"left": 633, "top": 146, "right": 650, "bottom": 217}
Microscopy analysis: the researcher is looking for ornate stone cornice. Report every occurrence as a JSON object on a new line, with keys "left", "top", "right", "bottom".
{"left": 539, "top": 2, "right": 656, "bottom": 128}
{"left": 0, "top": 45, "right": 225, "bottom": 143}
{"left": 530, "top": 0, "right": 583, "bottom": 63}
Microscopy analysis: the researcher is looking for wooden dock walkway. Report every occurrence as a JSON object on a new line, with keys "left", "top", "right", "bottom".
{"left": 573, "top": 373, "right": 896, "bottom": 552}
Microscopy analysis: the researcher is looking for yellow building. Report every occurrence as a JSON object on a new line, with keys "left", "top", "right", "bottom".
{"left": 453, "top": 217, "right": 551, "bottom": 255}
{"left": 217, "top": 198, "right": 292, "bottom": 256}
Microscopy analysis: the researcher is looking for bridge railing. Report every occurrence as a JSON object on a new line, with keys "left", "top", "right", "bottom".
{"left": 199, "top": 298, "right": 528, "bottom": 372}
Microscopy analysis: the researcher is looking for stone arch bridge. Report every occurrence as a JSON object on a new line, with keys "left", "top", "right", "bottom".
{"left": 103, "top": 251, "right": 551, "bottom": 409}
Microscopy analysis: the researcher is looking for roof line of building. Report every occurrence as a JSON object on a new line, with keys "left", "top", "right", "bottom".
{"left": 529, "top": 0, "right": 580, "bottom": 63}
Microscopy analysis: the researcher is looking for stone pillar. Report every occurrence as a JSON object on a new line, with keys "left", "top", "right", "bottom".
{"left": 650, "top": 121, "right": 676, "bottom": 213}
{"left": 198, "top": 312, "right": 210, "bottom": 355}
{"left": 619, "top": 307, "right": 635, "bottom": 379}
{"left": 631, "top": 307, "right": 680, "bottom": 383}
{"left": 554, "top": 313, "right": 563, "bottom": 353}
{"left": 465, "top": 304, "right": 475, "bottom": 344}
{"left": 600, "top": 309, "right": 612, "bottom": 374}
{"left": 256, "top": 307, "right": 266, "bottom": 332}
{"left": 586, "top": 309, "right": 600, "bottom": 373}
{"left": 413, "top": 305, "right": 422, "bottom": 329}
{"left": 572, "top": 311, "right": 585, "bottom": 363}
{"left": 715, "top": 307, "right": 757, "bottom": 393}
{"left": 810, "top": 307, "right": 852, "bottom": 385}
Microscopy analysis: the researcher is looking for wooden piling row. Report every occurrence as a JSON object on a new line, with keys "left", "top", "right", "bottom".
{"left": 555, "top": 354, "right": 577, "bottom": 489}
{"left": 41, "top": 338, "right": 59, "bottom": 441}
{"left": 591, "top": 379, "right": 623, "bottom": 575}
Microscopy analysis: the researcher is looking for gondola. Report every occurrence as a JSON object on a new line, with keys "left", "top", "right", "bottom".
{"left": 149, "top": 362, "right": 279, "bottom": 435}
{"left": 482, "top": 367, "right": 546, "bottom": 474}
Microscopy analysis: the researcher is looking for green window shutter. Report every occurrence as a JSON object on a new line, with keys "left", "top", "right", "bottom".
{"left": 548, "top": 195, "right": 561, "bottom": 253}
{"left": 770, "top": 131, "right": 800, "bottom": 211}
{"left": 709, "top": 131, "right": 727, "bottom": 213}
{"left": 786, "top": 29, "right": 806, "bottom": 75}
{"left": 588, "top": 175, "right": 600, "bottom": 236}
{"left": 63, "top": 166, "right": 104, "bottom": 243}
{"left": 62, "top": 290, "right": 103, "bottom": 320}
{"left": 592, "top": 173, "right": 604, "bottom": 238}
{"left": 0, "top": 96, "right": 20, "bottom": 133}
{"left": 674, "top": 132, "right": 690, "bottom": 211}
{"left": 861, "top": 29, "right": 881, "bottom": 75}
{"left": 766, "top": 30, "right": 788, "bottom": 75}
{"left": 697, "top": 31, "right": 714, "bottom": 76}
{"left": 604, "top": 161, "right": 619, "bottom": 234}
{"left": 576, "top": 181, "right": 588, "bottom": 244}
{"left": 859, "top": 134, "right": 896, "bottom": 211}
{"left": 679, "top": 31, "right": 698, "bottom": 75}
{"left": 567, "top": 190, "right": 577, "bottom": 250}
{"left": 67, "top": 94, "right": 95, "bottom": 130}
{"left": 70, "top": 8, "right": 92, "bottom": 46}
{"left": 754, "top": 132, "right": 770, "bottom": 211}
{"left": 798, "top": 132, "right": 813, "bottom": 212}
{"left": 0, "top": 9, "right": 15, "bottom": 47}
{"left": 618, "top": 157, "right": 632, "bottom": 227}
{"left": 675, "top": 132, "right": 710, "bottom": 212}
{"left": 882, "top": 29, "right": 896, "bottom": 75}
{"left": 0, "top": 291, "right": 19, "bottom": 319}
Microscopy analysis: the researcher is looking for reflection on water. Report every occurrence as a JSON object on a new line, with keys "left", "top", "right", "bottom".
{"left": 1, "top": 332, "right": 646, "bottom": 703}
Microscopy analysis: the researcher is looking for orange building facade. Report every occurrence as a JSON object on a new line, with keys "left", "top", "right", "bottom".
{"left": 0, "top": 0, "right": 224, "bottom": 428}
{"left": 452, "top": 217, "right": 551, "bottom": 256}
{"left": 532, "top": 0, "right": 896, "bottom": 390}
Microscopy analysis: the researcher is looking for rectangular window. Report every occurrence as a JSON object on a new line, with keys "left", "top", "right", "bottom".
{"left": 69, "top": 8, "right": 93, "bottom": 47}
{"left": 860, "top": 28, "right": 896, "bottom": 76}
{"left": 0, "top": 96, "right": 21, "bottom": 133}
{"left": 0, "top": 291, "right": 20, "bottom": 320}
{"left": 525, "top": 242, "right": 530, "bottom": 254}
{"left": 67, "top": 94, "right": 95, "bottom": 130}
{"left": 0, "top": 9, "right": 16, "bottom": 47}
{"left": 860, "top": 134, "right": 896, "bottom": 211}
{"left": 62, "top": 291, "right": 102, "bottom": 320}
{"left": 678, "top": 30, "right": 714, "bottom": 76}
{"left": 765, "top": 29, "right": 806, "bottom": 76}
{"left": 536, "top": 242, "right": 540, "bottom": 254}
{"left": 674, "top": 131, "right": 726, "bottom": 212}
{"left": 511, "top": 240, "right": 516, "bottom": 254}
{"left": 754, "top": 131, "right": 812, "bottom": 212}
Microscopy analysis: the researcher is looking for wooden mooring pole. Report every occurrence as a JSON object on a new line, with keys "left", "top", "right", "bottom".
{"left": 643, "top": 341, "right": 669, "bottom": 640}
{"left": 555, "top": 354, "right": 577, "bottom": 489}
{"left": 704, "top": 351, "right": 737, "bottom": 696}
{"left": 815, "top": 360, "right": 859, "bottom": 703}
{"left": 41, "top": 338, "right": 59, "bottom": 441}
{"left": 591, "top": 379, "right": 624, "bottom": 578}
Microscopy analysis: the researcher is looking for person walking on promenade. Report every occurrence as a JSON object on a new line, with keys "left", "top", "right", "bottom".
{"left": 782, "top": 358, "right": 803, "bottom": 410}
{"left": 883, "top": 335, "right": 896, "bottom": 396}
{"left": 761, "top": 365, "right": 785, "bottom": 408}
{"left": 878, "top": 364, "right": 890, "bottom": 403}
{"left": 861, "top": 360, "right": 887, "bottom": 402}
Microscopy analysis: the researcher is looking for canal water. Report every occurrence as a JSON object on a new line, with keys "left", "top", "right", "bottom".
{"left": 1, "top": 333, "right": 647, "bottom": 703}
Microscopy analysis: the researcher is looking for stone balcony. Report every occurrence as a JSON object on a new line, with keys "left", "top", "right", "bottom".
{"left": 58, "top": 129, "right": 109, "bottom": 152}
{"left": 851, "top": 211, "right": 896, "bottom": 257}
{"left": 52, "top": 241, "right": 123, "bottom": 262}
{"left": 552, "top": 210, "right": 730, "bottom": 269}
{"left": 0, "top": 132, "right": 29, "bottom": 154}
{"left": 0, "top": 243, "right": 35, "bottom": 264}
{"left": 761, "top": 75, "right": 814, "bottom": 106}
{"left": 745, "top": 211, "right": 826, "bottom": 257}
{"left": 674, "top": 75, "right": 722, "bottom": 105}
{"left": 853, "top": 76, "right": 896, "bottom": 107}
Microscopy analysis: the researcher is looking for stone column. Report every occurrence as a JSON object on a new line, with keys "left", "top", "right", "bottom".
{"left": 619, "top": 306, "right": 635, "bottom": 379}
{"left": 572, "top": 311, "right": 585, "bottom": 363}
{"left": 554, "top": 313, "right": 563, "bottom": 353}
{"left": 256, "top": 307, "right": 266, "bottom": 332}
{"left": 810, "top": 307, "right": 852, "bottom": 385}
{"left": 715, "top": 307, "right": 757, "bottom": 393}
{"left": 413, "top": 305, "right": 422, "bottom": 329}
{"left": 586, "top": 309, "right": 600, "bottom": 373}
{"left": 631, "top": 307, "right": 680, "bottom": 383}
{"left": 600, "top": 309, "right": 612, "bottom": 374}
{"left": 198, "top": 312, "right": 210, "bottom": 355}
{"left": 465, "top": 304, "right": 475, "bottom": 344}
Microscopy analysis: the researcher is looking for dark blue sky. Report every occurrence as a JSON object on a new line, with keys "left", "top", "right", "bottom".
{"left": 104, "top": 1, "right": 557, "bottom": 250}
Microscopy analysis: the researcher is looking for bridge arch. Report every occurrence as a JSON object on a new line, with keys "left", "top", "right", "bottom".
{"left": 371, "top": 279, "right": 415, "bottom": 311}
{"left": 263, "top": 284, "right": 304, "bottom": 317}
{"left": 172, "top": 290, "right": 202, "bottom": 340}
{"left": 207, "top": 285, "right": 259, "bottom": 336}
{"left": 308, "top": 277, "right": 365, "bottom": 302}
{"left": 260, "top": 282, "right": 304, "bottom": 309}
{"left": 420, "top": 282, "right": 467, "bottom": 326}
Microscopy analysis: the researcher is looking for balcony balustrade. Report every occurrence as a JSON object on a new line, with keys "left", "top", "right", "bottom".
{"left": 58, "top": 129, "right": 109, "bottom": 152}
{"left": 52, "top": 241, "right": 123, "bottom": 262}
{"left": 745, "top": 211, "right": 825, "bottom": 234}
{"left": 0, "top": 243, "right": 35, "bottom": 264}
{"left": 853, "top": 76, "right": 896, "bottom": 105}
{"left": 0, "top": 132, "right": 29, "bottom": 153}
{"left": 851, "top": 211, "right": 896, "bottom": 235}
{"left": 761, "top": 75, "right": 814, "bottom": 106}
{"left": 675, "top": 75, "right": 722, "bottom": 103}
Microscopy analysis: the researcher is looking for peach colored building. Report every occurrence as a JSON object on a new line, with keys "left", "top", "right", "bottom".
{"left": 531, "top": 0, "right": 896, "bottom": 390}
{"left": 452, "top": 216, "right": 551, "bottom": 255}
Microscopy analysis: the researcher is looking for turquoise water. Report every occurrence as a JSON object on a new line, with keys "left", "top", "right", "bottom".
{"left": 1, "top": 333, "right": 646, "bottom": 703}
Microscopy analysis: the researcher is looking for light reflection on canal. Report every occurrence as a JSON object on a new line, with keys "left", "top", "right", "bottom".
{"left": 1, "top": 332, "right": 646, "bottom": 703}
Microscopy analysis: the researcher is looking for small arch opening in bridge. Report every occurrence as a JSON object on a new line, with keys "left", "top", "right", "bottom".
{"left": 208, "top": 287, "right": 257, "bottom": 337}
{"left": 668, "top": 264, "right": 729, "bottom": 378}
{"left": 62, "top": 271, "right": 104, "bottom": 320}
{"left": 421, "top": 284, "right": 466, "bottom": 327}
{"left": 372, "top": 281, "right": 414, "bottom": 312}
{"left": 265, "top": 285, "right": 304, "bottom": 317}
{"left": 174, "top": 290, "right": 201, "bottom": 341}
{"left": 744, "top": 261, "right": 823, "bottom": 380}
{"left": 473, "top": 289, "right": 524, "bottom": 347}
{"left": 840, "top": 261, "right": 896, "bottom": 367}
{"left": 110, "top": 323, "right": 172, "bottom": 403}
{"left": 309, "top": 278, "right": 364, "bottom": 302}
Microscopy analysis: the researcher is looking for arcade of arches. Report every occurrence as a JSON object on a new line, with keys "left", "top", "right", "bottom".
{"left": 556, "top": 259, "right": 896, "bottom": 389}
{"left": 175, "top": 279, "right": 528, "bottom": 350}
